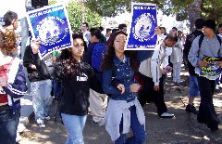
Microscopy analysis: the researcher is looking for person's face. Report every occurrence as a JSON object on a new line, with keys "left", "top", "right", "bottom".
{"left": 160, "top": 28, "right": 166, "bottom": 34}
{"left": 121, "top": 27, "right": 127, "bottom": 33}
{"left": 202, "top": 26, "right": 213, "bottom": 36}
{"left": 12, "top": 19, "right": 19, "bottom": 30}
{"left": 218, "top": 27, "right": 222, "bottom": 34}
{"left": 107, "top": 30, "right": 112, "bottom": 36}
{"left": 72, "top": 38, "right": 84, "bottom": 59}
{"left": 164, "top": 39, "right": 176, "bottom": 47}
{"left": 81, "top": 24, "right": 88, "bottom": 32}
{"left": 113, "top": 34, "right": 127, "bottom": 54}
{"left": 90, "top": 35, "right": 97, "bottom": 43}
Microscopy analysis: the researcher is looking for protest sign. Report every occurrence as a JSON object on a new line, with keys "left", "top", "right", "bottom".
{"left": 125, "top": 3, "right": 157, "bottom": 50}
{"left": 27, "top": 4, "right": 73, "bottom": 59}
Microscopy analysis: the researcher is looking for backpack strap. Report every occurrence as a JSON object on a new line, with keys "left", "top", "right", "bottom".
{"left": 198, "top": 35, "right": 222, "bottom": 57}
{"left": 216, "top": 35, "right": 222, "bottom": 57}
{"left": 197, "top": 35, "right": 204, "bottom": 58}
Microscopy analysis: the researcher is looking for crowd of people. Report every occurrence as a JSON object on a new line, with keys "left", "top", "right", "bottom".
{"left": 0, "top": 9, "right": 221, "bottom": 144}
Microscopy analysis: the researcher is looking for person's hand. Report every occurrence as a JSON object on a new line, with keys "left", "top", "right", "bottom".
{"left": 198, "top": 60, "right": 208, "bottom": 67}
{"left": 153, "top": 85, "right": 160, "bottom": 91}
{"left": 155, "top": 27, "right": 162, "bottom": 36}
{"left": 163, "top": 66, "right": 172, "bottom": 74}
{"left": 0, "top": 77, "right": 8, "bottom": 87}
{"left": 216, "top": 61, "right": 222, "bottom": 67}
{"left": 30, "top": 64, "right": 37, "bottom": 70}
{"left": 117, "top": 84, "right": 125, "bottom": 94}
{"left": 31, "top": 39, "right": 41, "bottom": 54}
{"left": 130, "top": 83, "right": 141, "bottom": 93}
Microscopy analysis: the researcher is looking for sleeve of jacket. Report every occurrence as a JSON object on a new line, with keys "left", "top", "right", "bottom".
{"left": 23, "top": 45, "right": 33, "bottom": 70}
{"left": 102, "top": 69, "right": 122, "bottom": 95}
{"left": 151, "top": 47, "right": 160, "bottom": 86}
{"left": 183, "top": 34, "right": 192, "bottom": 60}
{"left": 188, "top": 36, "right": 200, "bottom": 67}
{"left": 88, "top": 69, "right": 103, "bottom": 94}
{"left": 3, "top": 64, "right": 28, "bottom": 98}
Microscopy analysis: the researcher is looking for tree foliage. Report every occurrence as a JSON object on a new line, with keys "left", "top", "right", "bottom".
{"left": 49, "top": 0, "right": 102, "bottom": 31}
{"left": 84, "top": 0, "right": 222, "bottom": 28}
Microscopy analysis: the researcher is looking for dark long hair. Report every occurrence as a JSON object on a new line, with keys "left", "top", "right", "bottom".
{"left": 101, "top": 30, "right": 138, "bottom": 71}
{"left": 59, "top": 33, "right": 87, "bottom": 77}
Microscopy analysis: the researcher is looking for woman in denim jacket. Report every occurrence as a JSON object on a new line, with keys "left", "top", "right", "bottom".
{"left": 102, "top": 31, "right": 145, "bottom": 144}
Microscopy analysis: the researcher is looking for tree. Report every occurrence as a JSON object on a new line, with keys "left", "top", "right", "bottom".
{"left": 84, "top": 0, "right": 222, "bottom": 29}
{"left": 49, "top": 0, "right": 102, "bottom": 31}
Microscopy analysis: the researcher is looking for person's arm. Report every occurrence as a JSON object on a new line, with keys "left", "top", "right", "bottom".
{"left": 102, "top": 69, "right": 122, "bottom": 95}
{"left": 23, "top": 45, "right": 37, "bottom": 71}
{"left": 188, "top": 36, "right": 202, "bottom": 67}
{"left": 151, "top": 48, "right": 160, "bottom": 87}
{"left": 89, "top": 71, "right": 104, "bottom": 94}
{"left": 2, "top": 65, "right": 28, "bottom": 98}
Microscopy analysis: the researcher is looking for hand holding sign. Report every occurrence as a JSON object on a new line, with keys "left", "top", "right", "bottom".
{"left": 198, "top": 60, "right": 208, "bottom": 67}
{"left": 31, "top": 39, "right": 41, "bottom": 54}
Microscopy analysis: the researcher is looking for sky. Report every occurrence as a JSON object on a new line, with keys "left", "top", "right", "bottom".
{"left": 0, "top": 0, "right": 27, "bottom": 18}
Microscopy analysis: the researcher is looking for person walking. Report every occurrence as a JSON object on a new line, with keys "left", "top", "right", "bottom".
{"left": 188, "top": 19, "right": 221, "bottom": 131}
{"left": 50, "top": 34, "right": 102, "bottom": 144}
{"left": 183, "top": 18, "right": 204, "bottom": 114}
{"left": 23, "top": 40, "right": 52, "bottom": 127}
{"left": 102, "top": 31, "right": 145, "bottom": 144}
{"left": 0, "top": 22, "right": 27, "bottom": 144}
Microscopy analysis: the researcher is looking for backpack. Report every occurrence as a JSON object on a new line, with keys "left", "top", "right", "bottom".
{"left": 91, "top": 43, "right": 107, "bottom": 72}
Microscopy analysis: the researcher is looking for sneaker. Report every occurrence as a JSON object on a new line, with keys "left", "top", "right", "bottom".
{"left": 160, "top": 112, "right": 175, "bottom": 119}
{"left": 186, "top": 104, "right": 198, "bottom": 114}
{"left": 36, "top": 118, "right": 45, "bottom": 128}
{"left": 44, "top": 116, "right": 51, "bottom": 120}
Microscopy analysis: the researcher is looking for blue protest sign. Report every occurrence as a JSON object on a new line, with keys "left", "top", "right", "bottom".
{"left": 27, "top": 4, "right": 73, "bottom": 59}
{"left": 125, "top": 3, "right": 157, "bottom": 50}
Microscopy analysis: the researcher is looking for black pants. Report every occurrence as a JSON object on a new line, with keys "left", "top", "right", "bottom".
{"left": 138, "top": 73, "right": 167, "bottom": 116}
{"left": 197, "top": 76, "right": 219, "bottom": 129}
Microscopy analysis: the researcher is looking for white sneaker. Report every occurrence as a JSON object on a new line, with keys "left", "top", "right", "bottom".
{"left": 36, "top": 118, "right": 45, "bottom": 128}
{"left": 160, "top": 112, "right": 175, "bottom": 119}
{"left": 44, "top": 116, "right": 51, "bottom": 120}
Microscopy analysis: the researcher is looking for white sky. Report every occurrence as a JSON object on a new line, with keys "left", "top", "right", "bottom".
{"left": 0, "top": 0, "right": 27, "bottom": 18}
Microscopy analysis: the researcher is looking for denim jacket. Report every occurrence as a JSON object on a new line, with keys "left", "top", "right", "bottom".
{"left": 102, "top": 56, "right": 136, "bottom": 102}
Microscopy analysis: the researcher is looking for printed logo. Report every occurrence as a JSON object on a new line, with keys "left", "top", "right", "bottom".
{"left": 36, "top": 16, "right": 68, "bottom": 46}
{"left": 132, "top": 13, "right": 156, "bottom": 42}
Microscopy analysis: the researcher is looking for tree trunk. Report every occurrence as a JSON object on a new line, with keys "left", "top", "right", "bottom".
{"left": 187, "top": 0, "right": 203, "bottom": 31}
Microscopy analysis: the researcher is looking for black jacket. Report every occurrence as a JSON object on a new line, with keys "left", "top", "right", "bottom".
{"left": 54, "top": 61, "right": 102, "bottom": 116}
{"left": 184, "top": 30, "right": 203, "bottom": 75}
{"left": 23, "top": 45, "right": 51, "bottom": 82}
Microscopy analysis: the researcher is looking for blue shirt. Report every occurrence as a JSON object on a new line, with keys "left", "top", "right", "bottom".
{"left": 102, "top": 56, "right": 136, "bottom": 102}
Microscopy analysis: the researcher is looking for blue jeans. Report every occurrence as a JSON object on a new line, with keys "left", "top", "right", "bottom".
{"left": 115, "top": 106, "right": 145, "bottom": 144}
{"left": 0, "top": 106, "right": 20, "bottom": 144}
{"left": 189, "top": 76, "right": 199, "bottom": 97}
{"left": 52, "top": 80, "right": 62, "bottom": 99}
{"left": 61, "top": 113, "right": 87, "bottom": 144}
{"left": 31, "top": 79, "right": 52, "bottom": 120}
